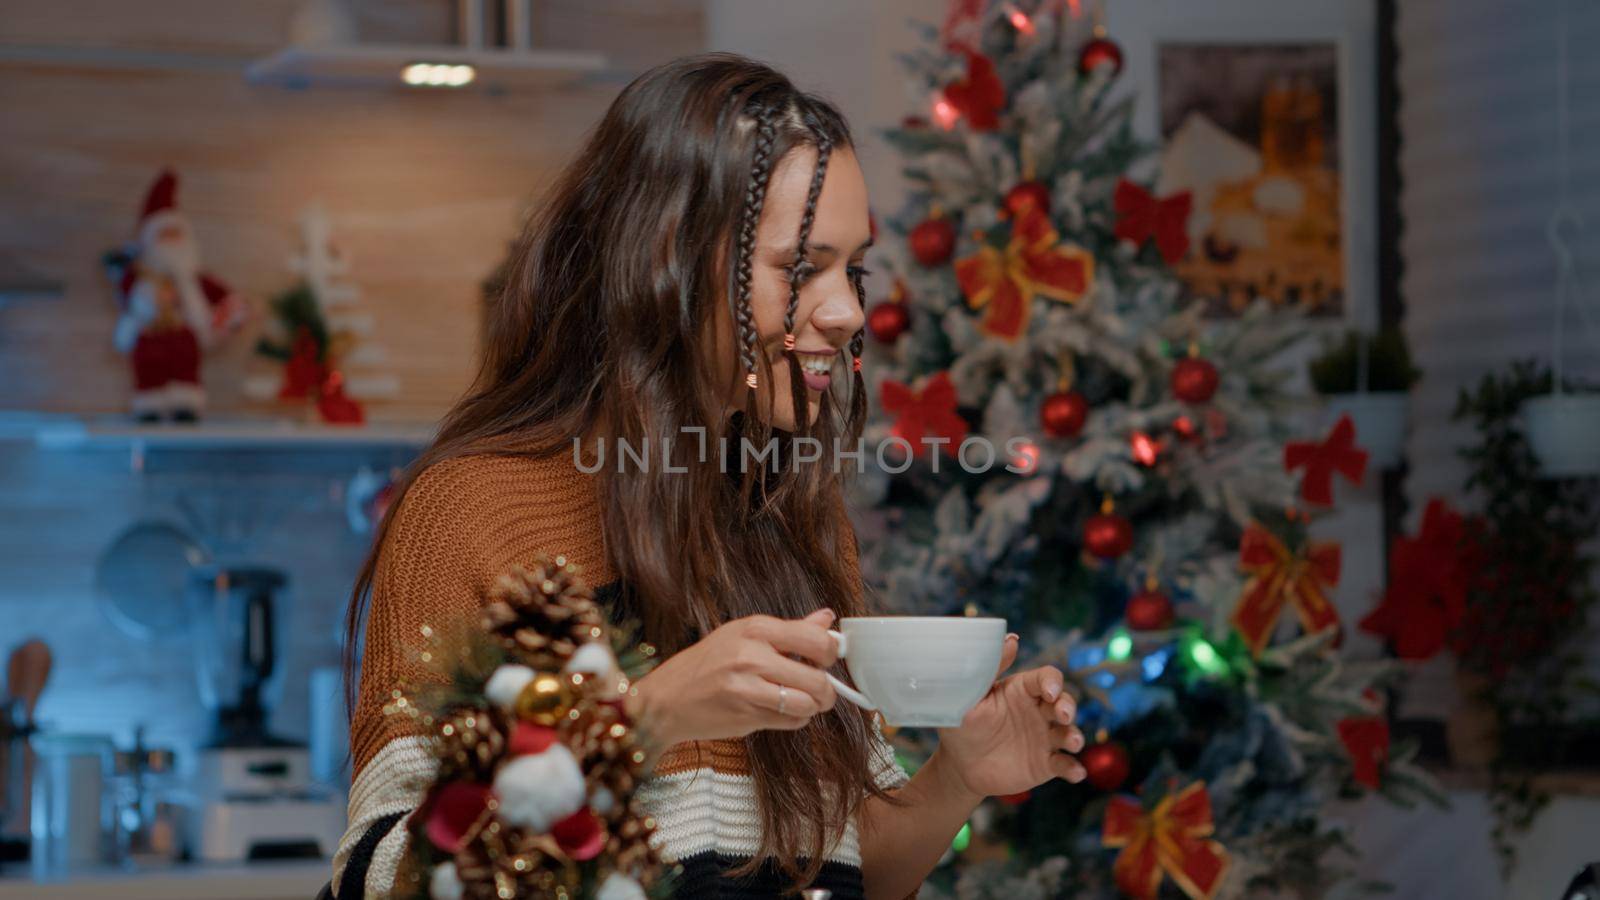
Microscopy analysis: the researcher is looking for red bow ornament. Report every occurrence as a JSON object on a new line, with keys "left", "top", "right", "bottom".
{"left": 1358, "top": 499, "right": 1480, "bottom": 660}
{"left": 1114, "top": 179, "right": 1192, "bottom": 265}
{"left": 279, "top": 326, "right": 327, "bottom": 400}
{"left": 942, "top": 47, "right": 1006, "bottom": 131}
{"left": 954, "top": 206, "right": 1094, "bottom": 340}
{"left": 1102, "top": 782, "right": 1230, "bottom": 900}
{"left": 1337, "top": 715, "right": 1390, "bottom": 789}
{"left": 1284, "top": 413, "right": 1369, "bottom": 506}
{"left": 1232, "top": 524, "right": 1341, "bottom": 655}
{"left": 881, "top": 371, "right": 968, "bottom": 458}
{"left": 317, "top": 369, "right": 366, "bottom": 425}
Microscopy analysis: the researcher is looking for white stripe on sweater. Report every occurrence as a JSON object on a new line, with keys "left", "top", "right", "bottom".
{"left": 331, "top": 736, "right": 436, "bottom": 898}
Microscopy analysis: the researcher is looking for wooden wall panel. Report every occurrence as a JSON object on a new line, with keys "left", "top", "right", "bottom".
{"left": 0, "top": 0, "right": 704, "bottom": 422}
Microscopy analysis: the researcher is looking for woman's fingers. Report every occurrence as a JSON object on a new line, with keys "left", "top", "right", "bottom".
{"left": 1020, "top": 665, "right": 1065, "bottom": 704}
{"left": 994, "top": 632, "right": 1020, "bottom": 680}
{"left": 1051, "top": 752, "right": 1088, "bottom": 784}
{"left": 758, "top": 653, "right": 837, "bottom": 712}
{"left": 746, "top": 614, "right": 839, "bottom": 668}
{"left": 1051, "top": 723, "right": 1086, "bottom": 754}
{"left": 1047, "top": 692, "right": 1077, "bottom": 727}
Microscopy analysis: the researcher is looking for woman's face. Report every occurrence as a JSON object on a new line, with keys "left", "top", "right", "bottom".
{"left": 713, "top": 144, "right": 871, "bottom": 432}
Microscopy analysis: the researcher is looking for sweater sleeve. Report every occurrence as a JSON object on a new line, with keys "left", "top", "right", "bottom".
{"left": 334, "top": 460, "right": 487, "bottom": 898}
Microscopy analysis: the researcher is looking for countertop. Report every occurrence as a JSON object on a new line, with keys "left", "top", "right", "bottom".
{"left": 0, "top": 859, "right": 330, "bottom": 899}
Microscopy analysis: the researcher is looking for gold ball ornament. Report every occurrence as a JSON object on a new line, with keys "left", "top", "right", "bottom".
{"left": 515, "top": 672, "right": 576, "bottom": 726}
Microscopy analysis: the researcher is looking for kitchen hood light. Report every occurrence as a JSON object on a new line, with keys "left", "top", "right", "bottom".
{"left": 401, "top": 62, "right": 475, "bottom": 87}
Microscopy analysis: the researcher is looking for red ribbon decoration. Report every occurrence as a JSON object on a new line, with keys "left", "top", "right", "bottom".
{"left": 1284, "top": 413, "right": 1369, "bottom": 506}
{"left": 1114, "top": 178, "right": 1193, "bottom": 264}
{"left": 942, "top": 47, "right": 1005, "bottom": 131}
{"left": 1232, "top": 524, "right": 1341, "bottom": 655}
{"left": 1337, "top": 715, "right": 1390, "bottom": 789}
{"left": 317, "top": 369, "right": 366, "bottom": 425}
{"left": 955, "top": 206, "right": 1094, "bottom": 340}
{"left": 880, "top": 371, "right": 968, "bottom": 457}
{"left": 1102, "top": 782, "right": 1230, "bottom": 900}
{"left": 279, "top": 326, "right": 326, "bottom": 400}
{"left": 1358, "top": 498, "right": 1479, "bottom": 660}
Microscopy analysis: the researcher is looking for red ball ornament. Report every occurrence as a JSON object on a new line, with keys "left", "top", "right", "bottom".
{"left": 999, "top": 790, "right": 1031, "bottom": 805}
{"left": 1078, "top": 37, "right": 1124, "bottom": 77}
{"left": 867, "top": 301, "right": 911, "bottom": 344}
{"left": 1080, "top": 741, "right": 1131, "bottom": 791}
{"left": 1170, "top": 356, "right": 1220, "bottom": 404}
{"left": 1041, "top": 390, "right": 1089, "bottom": 438}
{"left": 1126, "top": 588, "right": 1175, "bottom": 630}
{"left": 1083, "top": 510, "right": 1134, "bottom": 560}
{"left": 1002, "top": 180, "right": 1052, "bottom": 220}
{"left": 910, "top": 215, "right": 957, "bottom": 267}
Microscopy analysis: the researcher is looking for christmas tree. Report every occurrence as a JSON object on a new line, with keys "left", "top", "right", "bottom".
{"left": 853, "top": 4, "right": 1442, "bottom": 897}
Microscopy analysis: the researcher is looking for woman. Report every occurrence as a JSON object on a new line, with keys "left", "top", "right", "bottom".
{"left": 334, "top": 52, "right": 1088, "bottom": 899}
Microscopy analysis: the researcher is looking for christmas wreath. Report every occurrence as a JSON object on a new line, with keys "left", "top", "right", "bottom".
{"left": 383, "top": 555, "right": 672, "bottom": 900}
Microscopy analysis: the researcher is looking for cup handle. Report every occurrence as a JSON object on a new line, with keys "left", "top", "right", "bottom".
{"left": 825, "top": 629, "right": 876, "bottom": 710}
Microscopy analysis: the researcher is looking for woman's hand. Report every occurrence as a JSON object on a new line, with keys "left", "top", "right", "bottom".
{"left": 627, "top": 608, "right": 840, "bottom": 747}
{"left": 931, "top": 633, "right": 1087, "bottom": 800}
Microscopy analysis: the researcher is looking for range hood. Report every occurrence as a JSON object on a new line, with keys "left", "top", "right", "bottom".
{"left": 246, "top": 0, "right": 607, "bottom": 91}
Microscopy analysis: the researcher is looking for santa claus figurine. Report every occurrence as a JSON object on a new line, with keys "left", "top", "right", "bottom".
{"left": 112, "top": 169, "right": 249, "bottom": 422}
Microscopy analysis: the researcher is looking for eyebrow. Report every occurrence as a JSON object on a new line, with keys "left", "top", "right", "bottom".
{"left": 772, "top": 235, "right": 875, "bottom": 257}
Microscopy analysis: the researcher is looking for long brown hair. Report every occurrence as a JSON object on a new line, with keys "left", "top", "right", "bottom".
{"left": 344, "top": 52, "right": 893, "bottom": 886}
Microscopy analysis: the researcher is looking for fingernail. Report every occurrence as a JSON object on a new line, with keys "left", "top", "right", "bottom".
{"left": 1045, "top": 682, "right": 1061, "bottom": 701}
{"left": 1068, "top": 766, "right": 1086, "bottom": 784}
{"left": 1006, "top": 633, "right": 1019, "bottom": 642}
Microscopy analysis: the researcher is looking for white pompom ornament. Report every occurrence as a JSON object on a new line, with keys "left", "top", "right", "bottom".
{"left": 492, "top": 744, "right": 587, "bottom": 832}
{"left": 563, "top": 641, "right": 619, "bottom": 677}
{"left": 483, "top": 664, "right": 536, "bottom": 710}
{"left": 429, "top": 861, "right": 464, "bottom": 900}
{"left": 596, "top": 872, "right": 648, "bottom": 900}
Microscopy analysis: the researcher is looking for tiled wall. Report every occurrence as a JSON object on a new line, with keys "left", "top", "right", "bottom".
{"left": 0, "top": 440, "right": 418, "bottom": 782}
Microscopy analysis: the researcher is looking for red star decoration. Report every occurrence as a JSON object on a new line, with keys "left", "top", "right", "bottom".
{"left": 1283, "top": 413, "right": 1369, "bottom": 506}
{"left": 880, "top": 371, "right": 968, "bottom": 458}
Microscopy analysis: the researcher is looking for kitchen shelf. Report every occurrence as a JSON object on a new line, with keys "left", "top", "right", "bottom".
{"left": 0, "top": 412, "right": 434, "bottom": 451}
{"left": 245, "top": 44, "right": 608, "bottom": 90}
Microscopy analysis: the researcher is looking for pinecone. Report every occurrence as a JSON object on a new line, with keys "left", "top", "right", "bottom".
{"left": 454, "top": 826, "right": 576, "bottom": 900}
{"left": 481, "top": 555, "right": 605, "bottom": 667}
{"left": 434, "top": 705, "right": 509, "bottom": 781}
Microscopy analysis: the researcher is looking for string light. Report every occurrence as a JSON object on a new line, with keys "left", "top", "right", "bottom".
{"left": 1130, "top": 430, "right": 1158, "bottom": 466}
{"left": 951, "top": 822, "right": 972, "bottom": 853}
{"left": 1010, "top": 440, "right": 1041, "bottom": 474}
{"left": 1107, "top": 627, "right": 1133, "bottom": 661}
{"left": 1182, "top": 633, "right": 1228, "bottom": 676}
{"left": 931, "top": 93, "right": 960, "bottom": 130}
{"left": 1004, "top": 3, "right": 1035, "bottom": 35}
{"left": 401, "top": 62, "right": 476, "bottom": 87}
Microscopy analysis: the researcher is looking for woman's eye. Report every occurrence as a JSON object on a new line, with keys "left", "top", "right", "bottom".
{"left": 783, "top": 260, "right": 818, "bottom": 283}
{"left": 847, "top": 264, "right": 873, "bottom": 280}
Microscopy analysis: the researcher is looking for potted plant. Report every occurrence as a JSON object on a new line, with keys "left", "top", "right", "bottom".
{"left": 1522, "top": 385, "right": 1600, "bottom": 478}
{"left": 1308, "top": 326, "right": 1421, "bottom": 468}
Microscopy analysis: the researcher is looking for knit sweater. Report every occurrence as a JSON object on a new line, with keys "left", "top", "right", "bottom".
{"left": 332, "top": 451, "right": 911, "bottom": 898}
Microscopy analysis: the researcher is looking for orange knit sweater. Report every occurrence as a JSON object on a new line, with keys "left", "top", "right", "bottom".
{"left": 350, "top": 451, "right": 618, "bottom": 775}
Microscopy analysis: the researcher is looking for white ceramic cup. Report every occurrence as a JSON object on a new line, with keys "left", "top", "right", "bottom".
{"left": 821, "top": 616, "right": 1006, "bottom": 727}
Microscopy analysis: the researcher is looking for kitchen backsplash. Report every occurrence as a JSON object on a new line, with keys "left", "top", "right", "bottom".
{"left": 0, "top": 440, "right": 415, "bottom": 784}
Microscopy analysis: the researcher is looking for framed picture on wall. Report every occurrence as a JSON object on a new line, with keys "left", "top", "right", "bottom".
{"left": 1156, "top": 41, "right": 1345, "bottom": 318}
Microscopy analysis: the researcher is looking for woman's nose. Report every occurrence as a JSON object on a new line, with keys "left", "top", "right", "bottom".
{"left": 810, "top": 281, "right": 866, "bottom": 339}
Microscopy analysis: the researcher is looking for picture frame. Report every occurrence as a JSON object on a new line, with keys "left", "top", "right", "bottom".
{"left": 1108, "top": 1, "right": 1379, "bottom": 329}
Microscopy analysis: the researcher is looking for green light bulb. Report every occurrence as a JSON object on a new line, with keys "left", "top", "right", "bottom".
{"left": 951, "top": 822, "right": 972, "bottom": 853}
{"left": 1187, "top": 637, "right": 1226, "bottom": 674}
{"left": 1107, "top": 628, "right": 1133, "bottom": 661}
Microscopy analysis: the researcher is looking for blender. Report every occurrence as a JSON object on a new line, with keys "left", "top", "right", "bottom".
{"left": 186, "top": 565, "right": 343, "bottom": 861}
